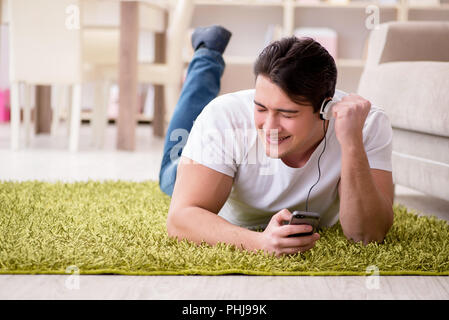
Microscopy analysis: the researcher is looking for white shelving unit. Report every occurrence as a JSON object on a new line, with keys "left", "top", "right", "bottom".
{"left": 3, "top": 0, "right": 447, "bottom": 123}
{"left": 188, "top": 0, "right": 449, "bottom": 94}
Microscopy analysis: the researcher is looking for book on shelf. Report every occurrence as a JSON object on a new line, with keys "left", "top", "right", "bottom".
{"left": 295, "top": 0, "right": 322, "bottom": 4}
{"left": 325, "top": 0, "right": 350, "bottom": 4}
{"left": 300, "top": 0, "right": 401, "bottom": 4}
{"left": 263, "top": 24, "right": 338, "bottom": 62}
{"left": 408, "top": 0, "right": 440, "bottom": 5}
{"left": 263, "top": 24, "right": 283, "bottom": 48}
{"left": 0, "top": 89, "right": 10, "bottom": 123}
{"left": 294, "top": 27, "right": 338, "bottom": 60}
{"left": 142, "top": 85, "right": 155, "bottom": 119}
{"left": 106, "top": 84, "right": 153, "bottom": 120}
{"left": 213, "top": 0, "right": 283, "bottom": 3}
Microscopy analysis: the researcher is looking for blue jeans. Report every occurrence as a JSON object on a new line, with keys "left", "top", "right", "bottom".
{"left": 159, "top": 48, "right": 225, "bottom": 196}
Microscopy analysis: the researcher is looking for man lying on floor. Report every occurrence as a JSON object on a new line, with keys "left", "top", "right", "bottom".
{"left": 158, "top": 25, "right": 394, "bottom": 257}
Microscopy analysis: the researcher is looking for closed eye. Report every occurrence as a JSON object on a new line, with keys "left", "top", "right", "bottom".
{"left": 256, "top": 108, "right": 294, "bottom": 118}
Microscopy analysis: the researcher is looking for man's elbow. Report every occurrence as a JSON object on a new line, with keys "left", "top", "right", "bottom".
{"left": 166, "top": 211, "right": 183, "bottom": 240}
{"left": 166, "top": 220, "right": 177, "bottom": 239}
{"left": 348, "top": 233, "right": 386, "bottom": 245}
{"left": 344, "top": 208, "right": 394, "bottom": 245}
{"left": 344, "top": 227, "right": 391, "bottom": 245}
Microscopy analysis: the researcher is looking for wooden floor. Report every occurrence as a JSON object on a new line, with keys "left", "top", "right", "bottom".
{"left": 0, "top": 275, "right": 448, "bottom": 300}
{"left": 0, "top": 123, "right": 448, "bottom": 300}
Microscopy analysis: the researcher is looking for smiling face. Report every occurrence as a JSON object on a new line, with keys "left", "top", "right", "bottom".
{"left": 254, "top": 75, "right": 327, "bottom": 166}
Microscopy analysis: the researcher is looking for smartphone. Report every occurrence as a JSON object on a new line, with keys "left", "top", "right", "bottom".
{"left": 288, "top": 211, "right": 320, "bottom": 237}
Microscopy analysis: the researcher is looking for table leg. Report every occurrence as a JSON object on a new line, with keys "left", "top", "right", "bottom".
{"left": 35, "top": 85, "right": 52, "bottom": 134}
{"left": 117, "top": 1, "right": 139, "bottom": 151}
{"left": 153, "top": 30, "right": 166, "bottom": 138}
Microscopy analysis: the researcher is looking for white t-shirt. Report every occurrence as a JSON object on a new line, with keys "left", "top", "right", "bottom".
{"left": 181, "top": 89, "right": 393, "bottom": 230}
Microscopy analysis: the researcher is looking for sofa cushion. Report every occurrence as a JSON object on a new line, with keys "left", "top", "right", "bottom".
{"left": 392, "top": 128, "right": 449, "bottom": 165}
{"left": 363, "top": 22, "right": 449, "bottom": 69}
{"left": 392, "top": 152, "right": 449, "bottom": 201}
{"left": 380, "top": 22, "right": 449, "bottom": 64}
{"left": 358, "top": 61, "right": 449, "bottom": 138}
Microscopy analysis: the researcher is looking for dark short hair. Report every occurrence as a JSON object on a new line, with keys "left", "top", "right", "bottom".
{"left": 254, "top": 36, "right": 337, "bottom": 113}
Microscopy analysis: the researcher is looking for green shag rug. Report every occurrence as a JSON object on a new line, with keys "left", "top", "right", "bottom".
{"left": 0, "top": 180, "right": 448, "bottom": 276}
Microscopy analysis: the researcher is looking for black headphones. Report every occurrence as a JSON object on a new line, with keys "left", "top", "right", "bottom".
{"left": 305, "top": 97, "right": 332, "bottom": 212}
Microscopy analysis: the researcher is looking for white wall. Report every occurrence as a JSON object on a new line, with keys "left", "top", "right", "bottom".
{"left": 0, "top": 24, "right": 9, "bottom": 90}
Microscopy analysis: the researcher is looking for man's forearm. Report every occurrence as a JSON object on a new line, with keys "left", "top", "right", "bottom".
{"left": 167, "top": 206, "right": 262, "bottom": 252}
{"left": 339, "top": 141, "right": 393, "bottom": 244}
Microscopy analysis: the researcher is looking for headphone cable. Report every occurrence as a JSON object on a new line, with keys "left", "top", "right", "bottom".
{"left": 305, "top": 119, "right": 329, "bottom": 212}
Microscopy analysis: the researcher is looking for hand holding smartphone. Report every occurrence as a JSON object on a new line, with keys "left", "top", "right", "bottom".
{"left": 288, "top": 211, "right": 320, "bottom": 237}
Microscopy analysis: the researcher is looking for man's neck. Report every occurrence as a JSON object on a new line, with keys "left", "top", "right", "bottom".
{"left": 281, "top": 120, "right": 329, "bottom": 168}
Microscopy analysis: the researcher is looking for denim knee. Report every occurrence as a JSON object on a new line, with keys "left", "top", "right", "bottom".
{"left": 158, "top": 161, "right": 178, "bottom": 197}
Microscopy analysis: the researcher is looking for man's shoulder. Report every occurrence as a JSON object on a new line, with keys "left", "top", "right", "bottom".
{"left": 199, "top": 89, "right": 255, "bottom": 125}
{"left": 205, "top": 89, "right": 254, "bottom": 110}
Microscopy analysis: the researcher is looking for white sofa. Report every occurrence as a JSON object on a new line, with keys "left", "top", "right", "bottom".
{"left": 357, "top": 21, "right": 449, "bottom": 201}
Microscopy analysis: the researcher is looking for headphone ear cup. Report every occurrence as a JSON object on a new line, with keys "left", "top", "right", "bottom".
{"left": 319, "top": 99, "right": 331, "bottom": 121}
{"left": 319, "top": 110, "right": 325, "bottom": 121}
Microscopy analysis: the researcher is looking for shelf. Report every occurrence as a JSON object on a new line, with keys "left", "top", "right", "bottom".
{"left": 195, "top": 0, "right": 283, "bottom": 6}
{"left": 188, "top": 0, "right": 447, "bottom": 94}
{"left": 192, "top": 0, "right": 449, "bottom": 14}
{"left": 81, "top": 111, "right": 153, "bottom": 123}
{"left": 195, "top": 0, "right": 449, "bottom": 10}
{"left": 184, "top": 54, "right": 365, "bottom": 68}
{"left": 294, "top": 2, "right": 398, "bottom": 9}
{"left": 408, "top": 4, "right": 449, "bottom": 10}
{"left": 195, "top": 0, "right": 399, "bottom": 9}
{"left": 183, "top": 55, "right": 257, "bottom": 65}
{"left": 337, "top": 59, "right": 365, "bottom": 68}
{"left": 224, "top": 55, "right": 257, "bottom": 65}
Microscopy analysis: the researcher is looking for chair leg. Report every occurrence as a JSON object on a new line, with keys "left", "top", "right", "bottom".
{"left": 66, "top": 86, "right": 73, "bottom": 137}
{"left": 23, "top": 84, "right": 32, "bottom": 147}
{"left": 51, "top": 85, "right": 65, "bottom": 136}
{"left": 99, "top": 81, "right": 111, "bottom": 147}
{"left": 10, "top": 82, "right": 20, "bottom": 151}
{"left": 91, "top": 81, "right": 110, "bottom": 148}
{"left": 91, "top": 82, "right": 100, "bottom": 148}
{"left": 69, "top": 84, "right": 82, "bottom": 152}
{"left": 163, "top": 84, "right": 180, "bottom": 134}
